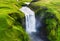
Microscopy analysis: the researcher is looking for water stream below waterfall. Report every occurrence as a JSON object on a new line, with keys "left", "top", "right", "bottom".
{"left": 20, "top": 6, "right": 43, "bottom": 41}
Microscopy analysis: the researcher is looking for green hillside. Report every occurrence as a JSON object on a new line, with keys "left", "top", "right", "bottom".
{"left": 30, "top": 0, "right": 60, "bottom": 41}
{"left": 0, "top": 0, "right": 31, "bottom": 41}
{"left": 0, "top": 0, "right": 60, "bottom": 41}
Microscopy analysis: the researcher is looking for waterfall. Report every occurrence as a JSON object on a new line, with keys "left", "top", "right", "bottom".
{"left": 20, "top": 6, "right": 36, "bottom": 33}
{"left": 20, "top": 6, "right": 43, "bottom": 41}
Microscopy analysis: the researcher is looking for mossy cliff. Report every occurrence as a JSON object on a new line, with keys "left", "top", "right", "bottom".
{"left": 29, "top": 0, "right": 60, "bottom": 41}
{"left": 0, "top": 0, "right": 60, "bottom": 41}
{"left": 0, "top": 0, "right": 32, "bottom": 41}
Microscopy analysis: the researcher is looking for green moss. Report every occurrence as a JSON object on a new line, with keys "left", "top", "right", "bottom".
{"left": 31, "top": 0, "right": 60, "bottom": 41}
{"left": 0, "top": 0, "right": 30, "bottom": 41}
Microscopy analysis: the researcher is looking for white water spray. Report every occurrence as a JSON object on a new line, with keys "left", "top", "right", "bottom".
{"left": 20, "top": 6, "right": 36, "bottom": 33}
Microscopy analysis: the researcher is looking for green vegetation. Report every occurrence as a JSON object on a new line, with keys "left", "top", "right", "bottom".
{"left": 30, "top": 0, "right": 60, "bottom": 41}
{"left": 0, "top": 0, "right": 32, "bottom": 41}
{"left": 0, "top": 0, "right": 60, "bottom": 41}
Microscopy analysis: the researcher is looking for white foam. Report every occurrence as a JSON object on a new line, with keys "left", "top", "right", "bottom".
{"left": 20, "top": 6, "right": 36, "bottom": 33}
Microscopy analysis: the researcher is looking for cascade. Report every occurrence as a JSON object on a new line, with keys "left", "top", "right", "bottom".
{"left": 20, "top": 3, "right": 43, "bottom": 41}
{"left": 20, "top": 6, "right": 36, "bottom": 33}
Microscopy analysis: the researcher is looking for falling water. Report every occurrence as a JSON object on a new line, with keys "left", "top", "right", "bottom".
{"left": 20, "top": 6, "right": 36, "bottom": 33}
{"left": 20, "top": 6, "right": 44, "bottom": 41}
